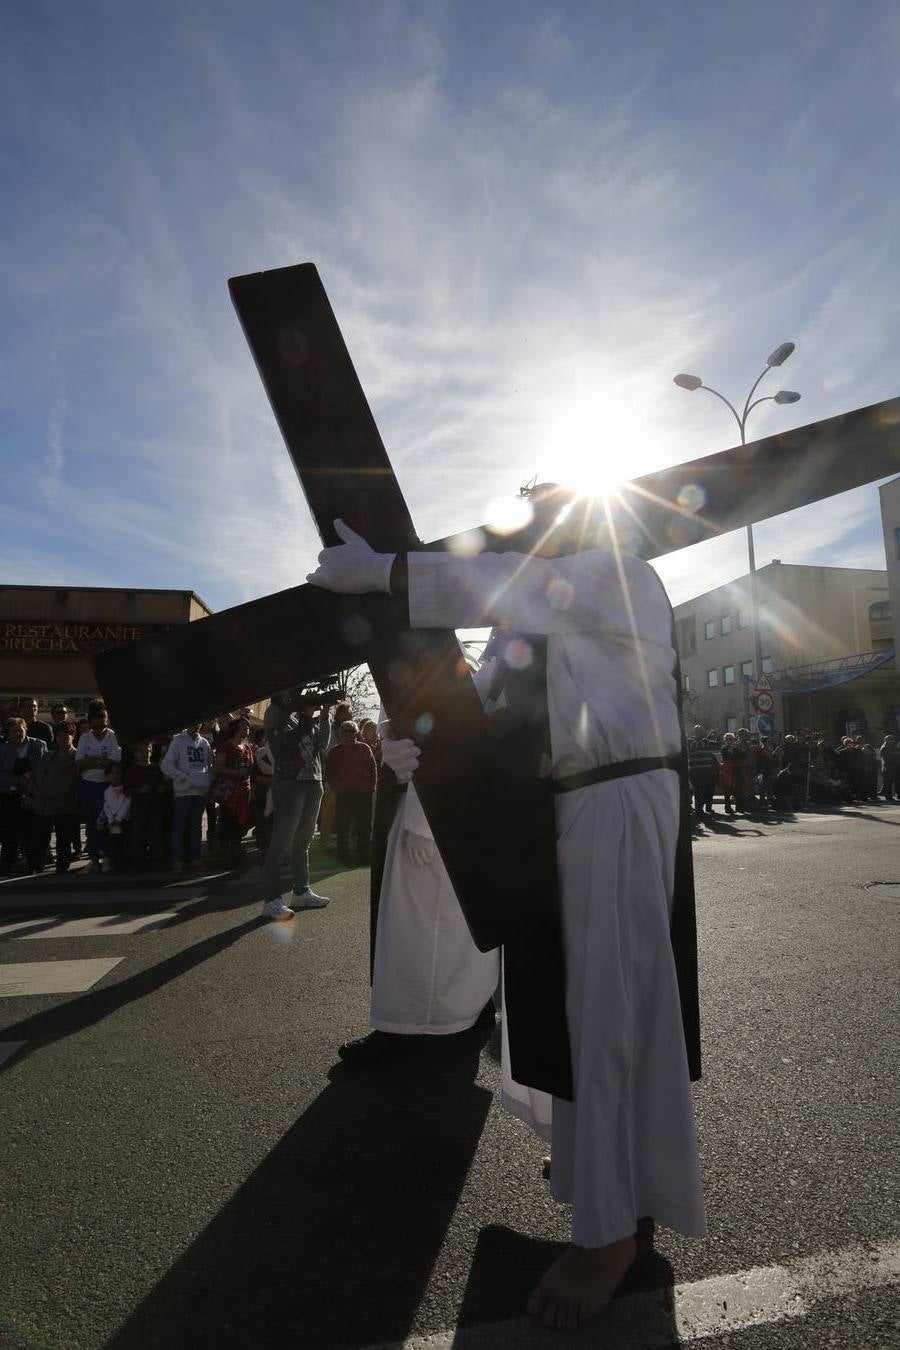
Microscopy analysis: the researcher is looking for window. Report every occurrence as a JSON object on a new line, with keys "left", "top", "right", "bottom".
{"left": 726, "top": 717, "right": 737, "bottom": 734}
{"left": 741, "top": 660, "right": 754, "bottom": 679}
{"left": 762, "top": 656, "right": 775, "bottom": 674}
{"left": 706, "top": 669, "right": 719, "bottom": 688}
{"left": 704, "top": 621, "right": 715, "bottom": 640}
{"left": 721, "top": 615, "right": 732, "bottom": 635}
{"left": 682, "top": 674, "right": 691, "bottom": 692}
{"left": 723, "top": 665, "right": 735, "bottom": 685}
{"left": 738, "top": 609, "right": 751, "bottom": 628}
{"left": 869, "top": 600, "right": 892, "bottom": 621}
{"left": 676, "top": 615, "right": 697, "bottom": 657}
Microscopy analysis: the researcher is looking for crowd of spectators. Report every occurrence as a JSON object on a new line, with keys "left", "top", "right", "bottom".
{"left": 686, "top": 723, "right": 900, "bottom": 817}
{"left": 6, "top": 691, "right": 895, "bottom": 886}
{"left": 0, "top": 692, "right": 383, "bottom": 891}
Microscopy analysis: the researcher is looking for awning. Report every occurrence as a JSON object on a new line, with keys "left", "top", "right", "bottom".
{"left": 769, "top": 649, "right": 895, "bottom": 695}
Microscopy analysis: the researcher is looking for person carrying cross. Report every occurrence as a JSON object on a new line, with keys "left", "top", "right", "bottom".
{"left": 307, "top": 483, "right": 704, "bottom": 1331}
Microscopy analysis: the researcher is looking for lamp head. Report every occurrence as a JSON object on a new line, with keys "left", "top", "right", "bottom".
{"left": 773, "top": 390, "right": 801, "bottom": 404}
{"left": 766, "top": 342, "right": 795, "bottom": 367}
{"left": 673, "top": 373, "right": 703, "bottom": 391}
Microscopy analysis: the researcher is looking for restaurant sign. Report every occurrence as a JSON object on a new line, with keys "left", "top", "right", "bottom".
{"left": 0, "top": 621, "right": 175, "bottom": 655}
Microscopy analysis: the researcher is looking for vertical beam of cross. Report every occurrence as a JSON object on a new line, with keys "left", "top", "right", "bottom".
{"left": 229, "top": 263, "right": 572, "bottom": 1098}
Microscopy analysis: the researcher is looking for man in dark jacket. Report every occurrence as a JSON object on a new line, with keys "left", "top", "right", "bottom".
{"left": 17, "top": 697, "right": 54, "bottom": 749}
{"left": 31, "top": 724, "right": 80, "bottom": 871}
{"left": 836, "top": 737, "right": 865, "bottom": 801}
{"left": 687, "top": 736, "right": 719, "bottom": 815}
{"left": 782, "top": 735, "right": 811, "bottom": 806}
{"left": 0, "top": 717, "right": 47, "bottom": 873}
{"left": 880, "top": 734, "right": 900, "bottom": 800}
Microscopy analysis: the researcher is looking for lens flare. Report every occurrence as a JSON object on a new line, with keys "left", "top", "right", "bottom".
{"left": 505, "top": 638, "right": 533, "bottom": 670}
{"left": 546, "top": 576, "right": 575, "bottom": 611}
{"left": 676, "top": 483, "right": 707, "bottom": 515}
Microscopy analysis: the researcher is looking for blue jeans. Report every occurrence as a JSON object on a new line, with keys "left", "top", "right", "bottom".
{"left": 77, "top": 778, "right": 108, "bottom": 864}
{"left": 263, "top": 779, "right": 323, "bottom": 902}
{"left": 171, "top": 795, "right": 206, "bottom": 864}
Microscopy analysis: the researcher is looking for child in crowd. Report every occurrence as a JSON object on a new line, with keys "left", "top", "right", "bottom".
{"left": 325, "top": 720, "right": 377, "bottom": 866}
{"left": 102, "top": 761, "right": 131, "bottom": 871}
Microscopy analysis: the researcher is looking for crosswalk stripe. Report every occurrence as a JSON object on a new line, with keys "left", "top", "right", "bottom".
{"left": 359, "top": 1240, "right": 900, "bottom": 1349}
{"left": 0, "top": 957, "right": 123, "bottom": 996}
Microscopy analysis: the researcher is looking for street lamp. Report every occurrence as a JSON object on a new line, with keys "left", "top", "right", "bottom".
{"left": 672, "top": 344, "right": 802, "bottom": 714}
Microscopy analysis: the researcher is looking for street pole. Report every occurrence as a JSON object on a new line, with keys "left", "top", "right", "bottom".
{"left": 673, "top": 347, "right": 800, "bottom": 723}
{"left": 746, "top": 520, "right": 764, "bottom": 721}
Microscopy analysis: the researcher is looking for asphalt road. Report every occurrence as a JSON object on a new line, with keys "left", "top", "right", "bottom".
{"left": 0, "top": 806, "right": 897, "bottom": 1350}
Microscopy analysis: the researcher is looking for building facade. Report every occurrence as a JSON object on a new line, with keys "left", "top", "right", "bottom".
{"left": 673, "top": 562, "right": 897, "bottom": 740}
{"left": 0, "top": 585, "right": 265, "bottom": 726}
{"left": 879, "top": 476, "right": 900, "bottom": 658}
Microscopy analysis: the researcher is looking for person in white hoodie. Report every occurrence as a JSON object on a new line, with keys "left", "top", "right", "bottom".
{"left": 160, "top": 723, "right": 214, "bottom": 872}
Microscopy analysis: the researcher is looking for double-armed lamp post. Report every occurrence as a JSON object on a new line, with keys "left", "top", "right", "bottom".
{"left": 673, "top": 343, "right": 801, "bottom": 714}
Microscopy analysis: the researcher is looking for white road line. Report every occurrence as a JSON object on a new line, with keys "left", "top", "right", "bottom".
{"left": 0, "top": 957, "right": 123, "bottom": 996}
{"left": 361, "top": 1240, "right": 900, "bottom": 1349}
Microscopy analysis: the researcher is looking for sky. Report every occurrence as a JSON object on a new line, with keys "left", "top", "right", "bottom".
{"left": 2, "top": 0, "right": 899, "bottom": 616}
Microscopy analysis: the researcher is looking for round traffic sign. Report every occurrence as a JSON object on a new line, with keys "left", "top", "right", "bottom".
{"left": 756, "top": 691, "right": 775, "bottom": 714}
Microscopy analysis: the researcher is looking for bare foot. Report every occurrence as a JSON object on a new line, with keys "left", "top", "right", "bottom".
{"left": 526, "top": 1235, "right": 637, "bottom": 1330}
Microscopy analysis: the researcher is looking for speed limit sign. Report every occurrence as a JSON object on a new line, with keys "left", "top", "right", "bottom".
{"left": 756, "top": 691, "right": 775, "bottom": 714}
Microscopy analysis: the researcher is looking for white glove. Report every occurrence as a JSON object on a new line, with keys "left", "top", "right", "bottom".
{"left": 306, "top": 519, "right": 395, "bottom": 594}
{"left": 380, "top": 735, "right": 421, "bottom": 784}
{"left": 404, "top": 830, "right": 434, "bottom": 866}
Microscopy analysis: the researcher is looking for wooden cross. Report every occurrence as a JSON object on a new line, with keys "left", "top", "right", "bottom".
{"left": 95, "top": 264, "right": 900, "bottom": 740}
{"left": 94, "top": 263, "right": 900, "bottom": 1095}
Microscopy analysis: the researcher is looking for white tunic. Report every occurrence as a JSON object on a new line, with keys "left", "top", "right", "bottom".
{"left": 407, "top": 547, "right": 706, "bottom": 1247}
{"left": 370, "top": 667, "right": 501, "bottom": 1035}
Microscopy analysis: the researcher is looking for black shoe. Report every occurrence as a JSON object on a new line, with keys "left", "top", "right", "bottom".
{"left": 337, "top": 1030, "right": 424, "bottom": 1063}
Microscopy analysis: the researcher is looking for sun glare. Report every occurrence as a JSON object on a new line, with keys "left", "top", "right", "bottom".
{"left": 538, "top": 398, "right": 636, "bottom": 498}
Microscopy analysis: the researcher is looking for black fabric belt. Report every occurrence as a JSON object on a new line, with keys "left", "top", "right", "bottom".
{"left": 553, "top": 754, "right": 684, "bottom": 795}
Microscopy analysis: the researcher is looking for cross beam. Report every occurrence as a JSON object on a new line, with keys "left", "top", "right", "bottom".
{"left": 95, "top": 391, "right": 900, "bottom": 741}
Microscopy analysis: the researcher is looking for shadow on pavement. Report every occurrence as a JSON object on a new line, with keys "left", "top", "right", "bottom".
{"left": 104, "top": 1041, "right": 492, "bottom": 1350}
{"left": 454, "top": 1222, "right": 676, "bottom": 1335}
{"left": 695, "top": 815, "right": 763, "bottom": 838}
{"left": 0, "top": 915, "right": 264, "bottom": 1070}
{"left": 835, "top": 808, "right": 900, "bottom": 828}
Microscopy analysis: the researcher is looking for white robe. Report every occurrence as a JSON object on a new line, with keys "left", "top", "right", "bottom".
{"left": 370, "top": 669, "right": 501, "bottom": 1035}
{"left": 406, "top": 546, "right": 706, "bottom": 1247}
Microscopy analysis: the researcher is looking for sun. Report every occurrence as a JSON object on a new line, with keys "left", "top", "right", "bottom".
{"left": 537, "top": 397, "right": 636, "bottom": 499}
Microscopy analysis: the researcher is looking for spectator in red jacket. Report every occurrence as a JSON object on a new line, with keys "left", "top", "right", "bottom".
{"left": 325, "top": 720, "right": 377, "bottom": 866}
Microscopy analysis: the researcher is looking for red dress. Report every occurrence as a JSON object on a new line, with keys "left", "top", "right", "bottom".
{"left": 217, "top": 742, "right": 253, "bottom": 827}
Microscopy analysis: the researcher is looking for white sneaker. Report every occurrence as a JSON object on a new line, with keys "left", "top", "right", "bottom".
{"left": 292, "top": 889, "right": 329, "bottom": 910}
{"left": 262, "top": 899, "right": 295, "bottom": 921}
